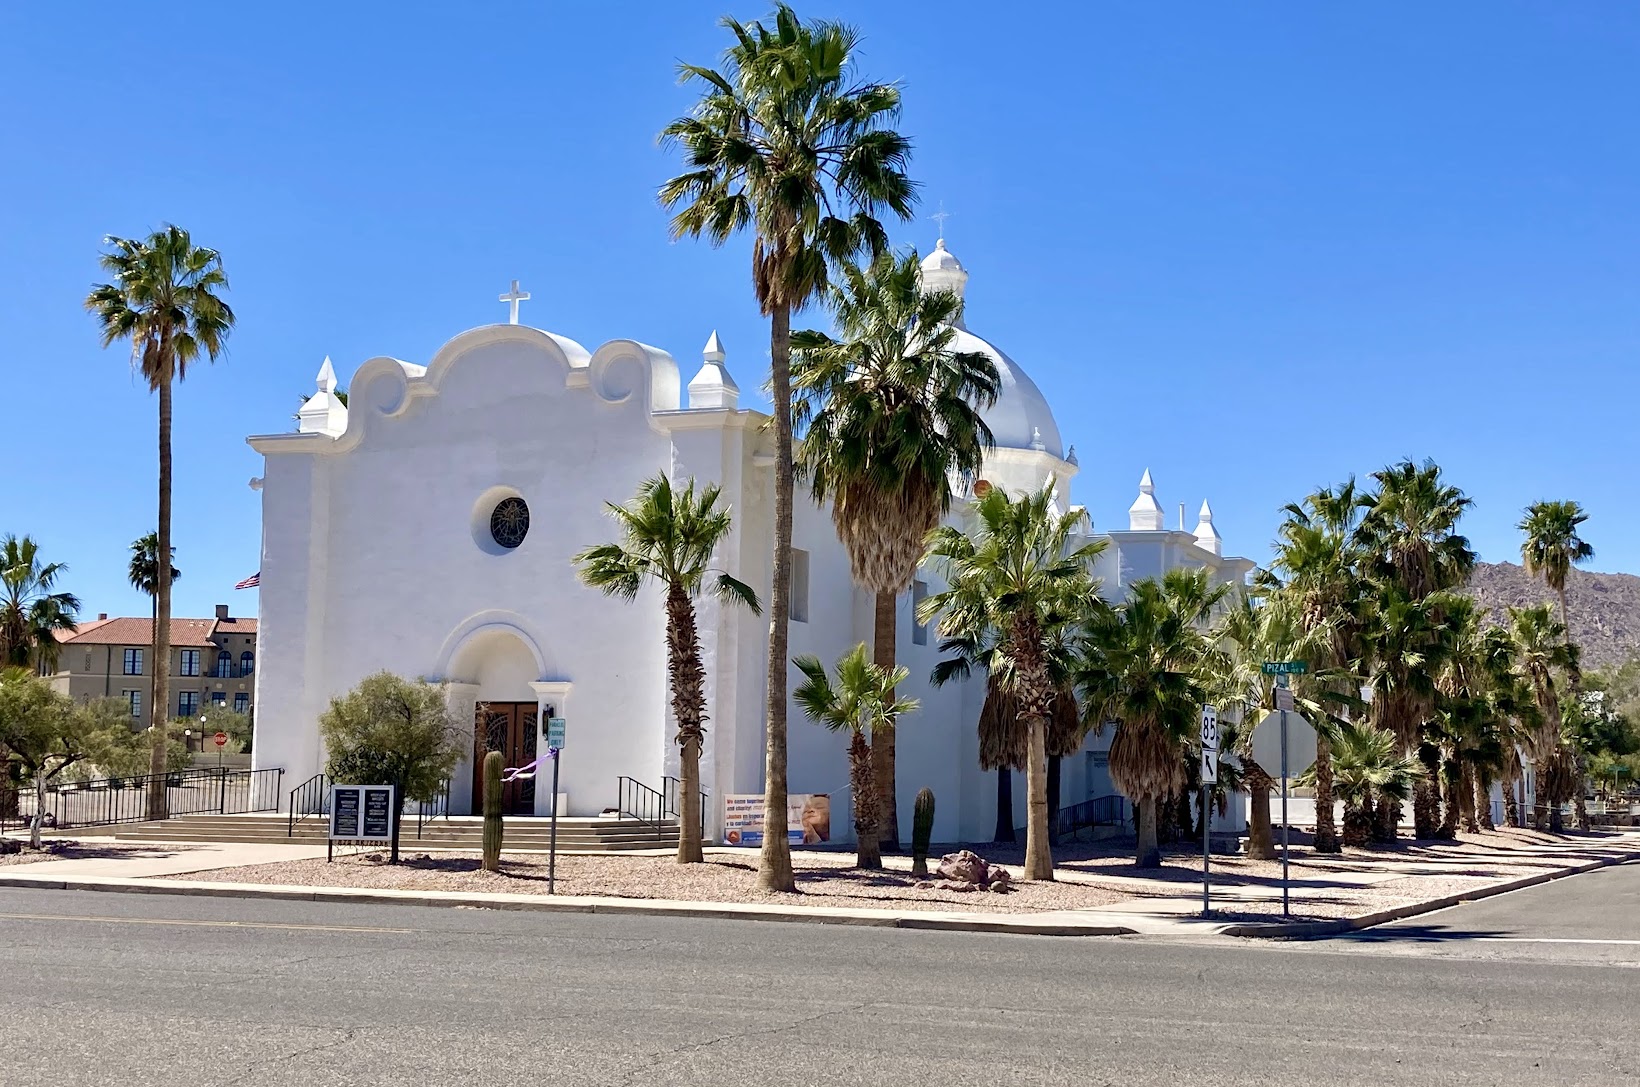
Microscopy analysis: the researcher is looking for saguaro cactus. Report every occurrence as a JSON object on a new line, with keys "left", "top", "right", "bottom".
{"left": 911, "top": 787, "right": 936, "bottom": 877}
{"left": 482, "top": 751, "right": 504, "bottom": 872}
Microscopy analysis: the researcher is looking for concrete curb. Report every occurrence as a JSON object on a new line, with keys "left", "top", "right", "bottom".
{"left": 1217, "top": 848, "right": 1639, "bottom": 939}
{"left": 0, "top": 872, "right": 1143, "bottom": 937}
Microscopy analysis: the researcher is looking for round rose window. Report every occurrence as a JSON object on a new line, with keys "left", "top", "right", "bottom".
{"left": 489, "top": 497, "right": 530, "bottom": 549}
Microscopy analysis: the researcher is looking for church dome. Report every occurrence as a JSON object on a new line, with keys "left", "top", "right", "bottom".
{"left": 919, "top": 240, "right": 1064, "bottom": 459}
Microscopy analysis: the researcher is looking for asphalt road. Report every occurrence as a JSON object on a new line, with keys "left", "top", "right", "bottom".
{"left": 1, "top": 866, "right": 1636, "bottom": 1087}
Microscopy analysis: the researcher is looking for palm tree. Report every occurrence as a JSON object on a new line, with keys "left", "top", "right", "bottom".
{"left": 1079, "top": 569, "right": 1229, "bottom": 867}
{"left": 127, "top": 532, "right": 180, "bottom": 730}
{"left": 661, "top": 4, "right": 914, "bottom": 892}
{"left": 0, "top": 535, "right": 81, "bottom": 672}
{"left": 1506, "top": 604, "right": 1580, "bottom": 832}
{"left": 792, "top": 248, "right": 999, "bottom": 851}
{"left": 1518, "top": 500, "right": 1594, "bottom": 631}
{"left": 1326, "top": 723, "right": 1422, "bottom": 848}
{"left": 86, "top": 226, "right": 233, "bottom": 819}
{"left": 921, "top": 484, "right": 1103, "bottom": 880}
{"left": 574, "top": 475, "right": 761, "bottom": 863}
{"left": 792, "top": 643, "right": 918, "bottom": 868}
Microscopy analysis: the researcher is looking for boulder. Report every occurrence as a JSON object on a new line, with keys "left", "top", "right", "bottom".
{"left": 0, "top": 837, "right": 20, "bottom": 856}
{"left": 986, "top": 868, "right": 1012, "bottom": 893}
{"left": 934, "top": 849, "right": 989, "bottom": 885}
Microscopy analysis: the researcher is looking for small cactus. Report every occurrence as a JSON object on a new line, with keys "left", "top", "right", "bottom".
{"left": 911, "top": 787, "right": 936, "bottom": 877}
{"left": 482, "top": 751, "right": 504, "bottom": 872}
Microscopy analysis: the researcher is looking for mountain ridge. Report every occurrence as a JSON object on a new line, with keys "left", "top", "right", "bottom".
{"left": 1465, "top": 561, "right": 1640, "bottom": 672}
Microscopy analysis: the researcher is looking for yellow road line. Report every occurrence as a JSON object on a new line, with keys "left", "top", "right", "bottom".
{"left": 0, "top": 912, "right": 412, "bottom": 934}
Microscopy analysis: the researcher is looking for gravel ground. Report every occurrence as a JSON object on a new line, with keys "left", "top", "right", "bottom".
{"left": 0, "top": 839, "right": 193, "bottom": 867}
{"left": 155, "top": 826, "right": 1633, "bottom": 920}
{"left": 170, "top": 850, "right": 1133, "bottom": 914}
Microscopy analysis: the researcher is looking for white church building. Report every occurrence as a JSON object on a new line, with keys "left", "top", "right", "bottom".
{"left": 248, "top": 242, "right": 1254, "bottom": 844}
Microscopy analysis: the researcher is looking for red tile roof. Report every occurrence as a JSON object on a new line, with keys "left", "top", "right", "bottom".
{"left": 56, "top": 617, "right": 222, "bottom": 648}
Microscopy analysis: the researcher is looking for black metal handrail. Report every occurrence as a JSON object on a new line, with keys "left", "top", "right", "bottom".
{"left": 23, "top": 767, "right": 283, "bottom": 830}
{"left": 662, "top": 775, "right": 708, "bottom": 838}
{"left": 287, "top": 772, "right": 330, "bottom": 837}
{"left": 617, "top": 776, "right": 668, "bottom": 833}
{"left": 416, "top": 777, "right": 451, "bottom": 839}
{"left": 1017, "top": 794, "right": 1128, "bottom": 842}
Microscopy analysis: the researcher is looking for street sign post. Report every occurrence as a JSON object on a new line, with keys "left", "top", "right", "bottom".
{"left": 545, "top": 716, "right": 566, "bottom": 894}
{"left": 1200, "top": 704, "right": 1218, "bottom": 917}
{"left": 213, "top": 731, "right": 227, "bottom": 748}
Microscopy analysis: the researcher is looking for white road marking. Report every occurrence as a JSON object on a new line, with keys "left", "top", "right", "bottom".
{"left": 0, "top": 912, "right": 412, "bottom": 934}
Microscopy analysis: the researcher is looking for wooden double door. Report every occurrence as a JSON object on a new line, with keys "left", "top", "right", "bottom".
{"left": 472, "top": 702, "right": 538, "bottom": 816}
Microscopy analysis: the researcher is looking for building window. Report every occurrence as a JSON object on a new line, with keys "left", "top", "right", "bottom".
{"left": 180, "top": 649, "right": 201, "bottom": 677}
{"left": 911, "top": 580, "right": 930, "bottom": 646}
{"left": 214, "top": 650, "right": 233, "bottom": 678}
{"left": 178, "top": 691, "right": 200, "bottom": 717}
{"left": 83, "top": 650, "right": 93, "bottom": 671}
{"left": 790, "top": 548, "right": 810, "bottom": 624}
{"left": 489, "top": 496, "right": 530, "bottom": 549}
{"left": 211, "top": 691, "right": 227, "bottom": 706}
{"left": 234, "top": 693, "right": 249, "bottom": 714}
{"left": 240, "top": 650, "right": 255, "bottom": 676}
{"left": 124, "top": 690, "right": 141, "bottom": 718}
{"left": 123, "top": 648, "right": 143, "bottom": 675}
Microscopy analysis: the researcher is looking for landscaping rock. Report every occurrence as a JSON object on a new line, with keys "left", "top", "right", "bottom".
{"left": 987, "top": 869, "right": 1012, "bottom": 893}
{"left": 935, "top": 849, "right": 989, "bottom": 885}
{"left": 0, "top": 838, "right": 20, "bottom": 856}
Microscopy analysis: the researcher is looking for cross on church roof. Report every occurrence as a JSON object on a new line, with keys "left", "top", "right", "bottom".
{"left": 929, "top": 202, "right": 951, "bottom": 242}
{"left": 499, "top": 279, "right": 531, "bottom": 325}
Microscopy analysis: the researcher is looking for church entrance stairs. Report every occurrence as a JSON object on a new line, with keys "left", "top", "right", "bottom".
{"left": 112, "top": 813, "right": 687, "bottom": 853}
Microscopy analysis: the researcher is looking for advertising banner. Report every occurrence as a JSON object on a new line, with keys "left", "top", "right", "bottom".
{"left": 723, "top": 793, "right": 831, "bottom": 847}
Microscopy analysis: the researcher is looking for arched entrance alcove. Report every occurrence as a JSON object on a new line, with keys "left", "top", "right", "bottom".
{"left": 434, "top": 613, "right": 570, "bottom": 816}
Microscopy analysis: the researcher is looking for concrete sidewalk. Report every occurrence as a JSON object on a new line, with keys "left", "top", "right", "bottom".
{"left": 2, "top": 831, "right": 1634, "bottom": 939}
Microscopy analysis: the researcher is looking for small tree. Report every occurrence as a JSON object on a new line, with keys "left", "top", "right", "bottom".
{"left": 0, "top": 671, "right": 133, "bottom": 848}
{"left": 190, "top": 706, "right": 253, "bottom": 754}
{"left": 792, "top": 643, "right": 917, "bottom": 868}
{"left": 318, "top": 672, "right": 463, "bottom": 862}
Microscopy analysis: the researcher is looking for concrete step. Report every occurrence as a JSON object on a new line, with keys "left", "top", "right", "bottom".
{"left": 110, "top": 813, "right": 685, "bottom": 852}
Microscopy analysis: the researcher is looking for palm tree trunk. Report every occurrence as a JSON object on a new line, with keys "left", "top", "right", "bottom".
{"left": 1412, "top": 761, "right": 1441, "bottom": 839}
{"left": 1475, "top": 770, "right": 1496, "bottom": 830}
{"left": 30, "top": 771, "right": 47, "bottom": 850}
{"left": 1459, "top": 761, "right": 1479, "bottom": 834}
{"left": 1312, "top": 735, "right": 1341, "bottom": 854}
{"left": 1372, "top": 794, "right": 1399, "bottom": 842}
{"left": 757, "top": 301, "right": 797, "bottom": 892}
{"left": 993, "top": 767, "right": 1015, "bottom": 843}
{"left": 1503, "top": 775, "right": 1520, "bottom": 827}
{"left": 1022, "top": 712, "right": 1052, "bottom": 880}
{"left": 1245, "top": 764, "right": 1276, "bottom": 860}
{"left": 1342, "top": 797, "right": 1371, "bottom": 848}
{"left": 1134, "top": 796, "right": 1161, "bottom": 867}
{"left": 849, "top": 732, "right": 880, "bottom": 869}
{"left": 1559, "top": 585, "right": 1571, "bottom": 636}
{"left": 1438, "top": 756, "right": 1462, "bottom": 839}
{"left": 148, "top": 379, "right": 174, "bottom": 822}
{"left": 870, "top": 590, "right": 898, "bottom": 851}
{"left": 665, "top": 586, "right": 706, "bottom": 864}
{"left": 1573, "top": 752, "right": 1590, "bottom": 832}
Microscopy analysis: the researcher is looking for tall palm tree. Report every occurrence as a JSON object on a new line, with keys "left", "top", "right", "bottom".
{"left": 792, "top": 643, "right": 918, "bottom": 868}
{"left": 661, "top": 4, "right": 914, "bottom": 891}
{"left": 1326, "top": 722, "right": 1423, "bottom": 848}
{"left": 0, "top": 535, "right": 81, "bottom": 672}
{"left": 921, "top": 484, "right": 1103, "bottom": 880}
{"left": 1518, "top": 500, "right": 1594, "bottom": 631}
{"left": 792, "top": 248, "right": 999, "bottom": 851}
{"left": 574, "top": 475, "right": 761, "bottom": 863}
{"left": 1356, "top": 460, "right": 1475, "bottom": 838}
{"left": 1079, "top": 569, "right": 1229, "bottom": 866}
{"left": 127, "top": 532, "right": 180, "bottom": 729}
{"left": 1506, "top": 604, "right": 1580, "bottom": 832}
{"left": 86, "top": 225, "right": 233, "bottom": 819}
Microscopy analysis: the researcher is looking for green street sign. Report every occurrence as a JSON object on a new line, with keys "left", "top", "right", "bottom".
{"left": 1261, "top": 661, "right": 1309, "bottom": 675}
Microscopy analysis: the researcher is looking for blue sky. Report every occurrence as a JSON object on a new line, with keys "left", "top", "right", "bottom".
{"left": 3, "top": 2, "right": 1636, "bottom": 620}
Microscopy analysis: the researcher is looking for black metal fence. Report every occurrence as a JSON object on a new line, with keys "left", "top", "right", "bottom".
{"left": 9, "top": 767, "right": 284, "bottom": 831}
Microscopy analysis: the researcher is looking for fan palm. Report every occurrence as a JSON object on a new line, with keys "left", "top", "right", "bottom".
{"left": 574, "top": 475, "right": 761, "bottom": 863}
{"left": 1518, "top": 500, "right": 1594, "bottom": 631}
{"left": 920, "top": 484, "right": 1103, "bottom": 880}
{"left": 1506, "top": 604, "right": 1579, "bottom": 832}
{"left": 792, "top": 248, "right": 999, "bottom": 850}
{"left": 661, "top": 4, "right": 914, "bottom": 891}
{"left": 127, "top": 533, "right": 180, "bottom": 725}
{"left": 86, "top": 225, "right": 233, "bottom": 819}
{"left": 1326, "top": 723, "right": 1423, "bottom": 848}
{"left": 0, "top": 535, "right": 81, "bottom": 672}
{"left": 1078, "top": 569, "right": 1230, "bottom": 867}
{"left": 792, "top": 643, "right": 918, "bottom": 868}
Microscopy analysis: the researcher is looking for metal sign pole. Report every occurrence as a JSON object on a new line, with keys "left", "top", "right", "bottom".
{"left": 1279, "top": 675, "right": 1291, "bottom": 918}
{"left": 1199, "top": 704, "right": 1217, "bottom": 919}
{"left": 1202, "top": 782, "right": 1211, "bottom": 916}
{"left": 548, "top": 750, "right": 561, "bottom": 895}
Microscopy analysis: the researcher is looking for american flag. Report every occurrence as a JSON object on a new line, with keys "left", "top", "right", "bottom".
{"left": 234, "top": 571, "right": 261, "bottom": 590}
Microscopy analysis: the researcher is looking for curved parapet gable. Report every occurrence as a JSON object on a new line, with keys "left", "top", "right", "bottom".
{"left": 586, "top": 338, "right": 681, "bottom": 415}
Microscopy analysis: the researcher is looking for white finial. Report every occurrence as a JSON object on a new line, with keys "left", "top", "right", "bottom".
{"left": 1030, "top": 426, "right": 1046, "bottom": 452}
{"left": 1129, "top": 469, "right": 1164, "bottom": 531}
{"left": 703, "top": 330, "right": 725, "bottom": 362}
{"left": 930, "top": 201, "right": 951, "bottom": 243}
{"left": 316, "top": 356, "right": 337, "bottom": 393}
{"left": 1139, "top": 468, "right": 1155, "bottom": 495}
{"left": 1199, "top": 499, "right": 1214, "bottom": 522}
{"left": 688, "top": 331, "right": 739, "bottom": 410}
{"left": 1066, "top": 445, "right": 1079, "bottom": 467}
{"left": 499, "top": 279, "right": 531, "bottom": 325}
{"left": 1194, "top": 499, "right": 1223, "bottom": 556}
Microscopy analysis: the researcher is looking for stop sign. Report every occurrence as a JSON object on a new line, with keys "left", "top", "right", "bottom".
{"left": 213, "top": 731, "right": 228, "bottom": 748}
